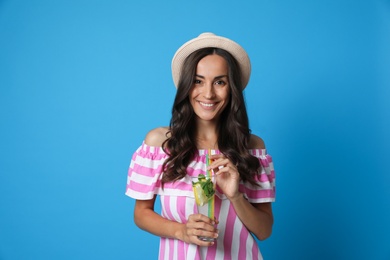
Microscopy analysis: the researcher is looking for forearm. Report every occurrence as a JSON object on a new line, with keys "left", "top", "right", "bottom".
{"left": 134, "top": 198, "right": 185, "bottom": 240}
{"left": 134, "top": 206, "right": 184, "bottom": 240}
{"left": 133, "top": 199, "right": 217, "bottom": 246}
{"left": 230, "top": 194, "right": 273, "bottom": 240}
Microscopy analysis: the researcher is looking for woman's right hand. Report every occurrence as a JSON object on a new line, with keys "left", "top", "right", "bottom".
{"left": 179, "top": 214, "right": 219, "bottom": 246}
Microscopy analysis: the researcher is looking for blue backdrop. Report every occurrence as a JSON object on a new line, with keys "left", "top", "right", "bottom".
{"left": 1, "top": 0, "right": 389, "bottom": 259}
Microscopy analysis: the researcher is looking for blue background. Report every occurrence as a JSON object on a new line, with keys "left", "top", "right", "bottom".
{"left": 1, "top": 0, "right": 389, "bottom": 259}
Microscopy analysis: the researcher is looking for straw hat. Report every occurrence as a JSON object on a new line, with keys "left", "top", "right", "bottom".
{"left": 171, "top": 32, "right": 251, "bottom": 89}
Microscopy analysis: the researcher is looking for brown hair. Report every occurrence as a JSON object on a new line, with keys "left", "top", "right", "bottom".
{"left": 162, "top": 48, "right": 260, "bottom": 186}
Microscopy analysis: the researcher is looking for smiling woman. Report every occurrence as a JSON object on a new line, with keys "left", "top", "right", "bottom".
{"left": 1, "top": 0, "right": 389, "bottom": 259}
{"left": 125, "top": 33, "right": 276, "bottom": 260}
{"left": 190, "top": 53, "right": 230, "bottom": 122}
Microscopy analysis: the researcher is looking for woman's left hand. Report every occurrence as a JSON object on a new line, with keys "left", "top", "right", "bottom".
{"left": 208, "top": 154, "right": 241, "bottom": 201}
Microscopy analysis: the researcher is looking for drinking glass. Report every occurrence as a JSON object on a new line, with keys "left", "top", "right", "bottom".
{"left": 192, "top": 175, "right": 216, "bottom": 242}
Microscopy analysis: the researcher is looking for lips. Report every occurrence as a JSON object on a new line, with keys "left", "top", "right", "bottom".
{"left": 199, "top": 101, "right": 216, "bottom": 108}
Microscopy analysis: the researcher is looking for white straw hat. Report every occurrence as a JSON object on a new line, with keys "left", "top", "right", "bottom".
{"left": 171, "top": 32, "right": 251, "bottom": 89}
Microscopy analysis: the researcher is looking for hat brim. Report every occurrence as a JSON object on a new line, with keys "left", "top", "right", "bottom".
{"left": 171, "top": 33, "right": 251, "bottom": 89}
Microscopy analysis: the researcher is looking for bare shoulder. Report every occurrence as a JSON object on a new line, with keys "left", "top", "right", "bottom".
{"left": 144, "top": 127, "right": 170, "bottom": 147}
{"left": 248, "top": 134, "right": 266, "bottom": 149}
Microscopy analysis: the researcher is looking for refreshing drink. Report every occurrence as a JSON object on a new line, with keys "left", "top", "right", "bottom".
{"left": 192, "top": 173, "right": 216, "bottom": 242}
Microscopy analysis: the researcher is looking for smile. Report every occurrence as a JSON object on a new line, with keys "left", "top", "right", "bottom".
{"left": 199, "top": 102, "right": 215, "bottom": 107}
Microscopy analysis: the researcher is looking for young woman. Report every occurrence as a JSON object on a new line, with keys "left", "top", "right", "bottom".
{"left": 126, "top": 32, "right": 276, "bottom": 259}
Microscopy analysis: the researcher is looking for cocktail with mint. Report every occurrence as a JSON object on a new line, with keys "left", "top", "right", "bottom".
{"left": 192, "top": 173, "right": 216, "bottom": 242}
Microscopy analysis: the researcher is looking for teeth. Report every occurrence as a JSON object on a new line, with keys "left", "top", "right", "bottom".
{"left": 200, "top": 102, "right": 214, "bottom": 107}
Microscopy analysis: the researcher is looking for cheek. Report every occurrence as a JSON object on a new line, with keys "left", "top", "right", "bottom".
{"left": 189, "top": 87, "right": 199, "bottom": 98}
{"left": 189, "top": 90, "right": 198, "bottom": 105}
{"left": 219, "top": 89, "right": 230, "bottom": 101}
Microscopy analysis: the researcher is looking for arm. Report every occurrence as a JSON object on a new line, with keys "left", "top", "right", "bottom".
{"left": 134, "top": 196, "right": 219, "bottom": 246}
{"left": 134, "top": 196, "right": 180, "bottom": 239}
{"left": 209, "top": 157, "right": 274, "bottom": 240}
{"left": 210, "top": 159, "right": 273, "bottom": 240}
{"left": 229, "top": 196, "right": 273, "bottom": 240}
{"left": 208, "top": 135, "right": 274, "bottom": 240}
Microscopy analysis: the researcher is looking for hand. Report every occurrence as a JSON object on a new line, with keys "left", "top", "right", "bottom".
{"left": 208, "top": 154, "right": 241, "bottom": 201}
{"left": 180, "top": 214, "right": 219, "bottom": 246}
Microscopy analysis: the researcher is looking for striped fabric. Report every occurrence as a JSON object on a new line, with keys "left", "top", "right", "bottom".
{"left": 126, "top": 142, "right": 276, "bottom": 260}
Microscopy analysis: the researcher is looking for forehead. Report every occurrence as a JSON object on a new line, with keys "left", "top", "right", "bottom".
{"left": 196, "top": 54, "right": 228, "bottom": 75}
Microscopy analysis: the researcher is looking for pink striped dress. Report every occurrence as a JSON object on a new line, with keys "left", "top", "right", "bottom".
{"left": 126, "top": 142, "right": 276, "bottom": 260}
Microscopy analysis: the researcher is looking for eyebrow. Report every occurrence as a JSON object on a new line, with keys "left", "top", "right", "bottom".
{"left": 195, "top": 74, "right": 228, "bottom": 80}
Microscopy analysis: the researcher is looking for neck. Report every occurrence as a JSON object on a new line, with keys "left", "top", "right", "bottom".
{"left": 194, "top": 120, "right": 219, "bottom": 149}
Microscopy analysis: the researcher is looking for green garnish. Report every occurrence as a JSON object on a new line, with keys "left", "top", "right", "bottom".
{"left": 192, "top": 174, "right": 215, "bottom": 199}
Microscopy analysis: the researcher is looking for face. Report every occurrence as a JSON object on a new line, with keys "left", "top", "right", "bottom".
{"left": 189, "top": 54, "right": 230, "bottom": 123}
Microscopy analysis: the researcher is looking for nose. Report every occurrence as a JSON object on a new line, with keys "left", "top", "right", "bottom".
{"left": 203, "top": 82, "right": 215, "bottom": 99}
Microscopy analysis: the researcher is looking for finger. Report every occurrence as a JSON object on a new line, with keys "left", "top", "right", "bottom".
{"left": 187, "top": 215, "right": 216, "bottom": 232}
{"left": 193, "top": 238, "right": 215, "bottom": 247}
{"left": 209, "top": 155, "right": 231, "bottom": 166}
{"left": 190, "top": 222, "right": 219, "bottom": 239}
{"left": 195, "top": 229, "right": 219, "bottom": 240}
{"left": 194, "top": 214, "right": 215, "bottom": 224}
{"left": 208, "top": 157, "right": 230, "bottom": 170}
{"left": 187, "top": 223, "right": 218, "bottom": 245}
{"left": 213, "top": 164, "right": 234, "bottom": 174}
{"left": 209, "top": 154, "right": 224, "bottom": 160}
{"left": 215, "top": 166, "right": 240, "bottom": 180}
{"left": 195, "top": 220, "right": 217, "bottom": 232}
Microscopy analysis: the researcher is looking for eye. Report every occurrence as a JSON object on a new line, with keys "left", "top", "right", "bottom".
{"left": 214, "top": 80, "right": 226, "bottom": 86}
{"left": 194, "top": 79, "right": 202, "bottom": 85}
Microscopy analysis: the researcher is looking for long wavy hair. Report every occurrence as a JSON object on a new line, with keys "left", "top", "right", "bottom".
{"left": 161, "top": 47, "right": 260, "bottom": 186}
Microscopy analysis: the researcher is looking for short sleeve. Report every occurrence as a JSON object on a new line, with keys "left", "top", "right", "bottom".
{"left": 240, "top": 149, "right": 276, "bottom": 203}
{"left": 125, "top": 142, "right": 168, "bottom": 200}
